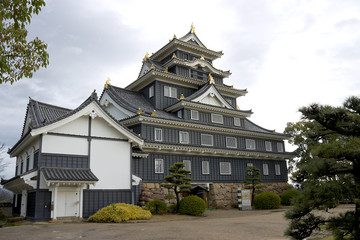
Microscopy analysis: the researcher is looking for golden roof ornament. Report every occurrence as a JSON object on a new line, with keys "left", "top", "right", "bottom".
{"left": 137, "top": 108, "right": 142, "bottom": 115}
{"left": 173, "top": 34, "right": 177, "bottom": 39}
{"left": 190, "top": 23, "right": 195, "bottom": 33}
{"left": 151, "top": 110, "right": 156, "bottom": 116}
{"left": 230, "top": 85, "right": 234, "bottom": 89}
{"left": 200, "top": 56, "right": 205, "bottom": 61}
{"left": 164, "top": 67, "right": 168, "bottom": 73}
{"left": 208, "top": 73, "right": 215, "bottom": 84}
{"left": 180, "top": 93, "right": 185, "bottom": 100}
{"left": 150, "top": 64, "right": 155, "bottom": 70}
{"left": 273, "top": 130, "right": 276, "bottom": 133}
{"left": 172, "top": 53, "right": 177, "bottom": 59}
{"left": 237, "top": 105, "right": 240, "bottom": 110}
{"left": 143, "top": 52, "right": 149, "bottom": 62}
{"left": 104, "top": 77, "right": 111, "bottom": 89}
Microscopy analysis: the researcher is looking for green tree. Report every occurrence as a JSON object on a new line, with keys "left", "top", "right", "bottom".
{"left": 284, "top": 96, "right": 360, "bottom": 240}
{"left": 243, "top": 165, "right": 263, "bottom": 205}
{"left": 1, "top": 0, "right": 49, "bottom": 84}
{"left": 161, "top": 162, "right": 192, "bottom": 212}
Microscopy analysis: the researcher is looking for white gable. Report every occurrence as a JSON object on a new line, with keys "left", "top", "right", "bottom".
{"left": 191, "top": 85, "right": 233, "bottom": 109}
{"left": 181, "top": 33, "right": 206, "bottom": 48}
{"left": 138, "top": 62, "right": 150, "bottom": 78}
{"left": 100, "top": 91, "right": 135, "bottom": 120}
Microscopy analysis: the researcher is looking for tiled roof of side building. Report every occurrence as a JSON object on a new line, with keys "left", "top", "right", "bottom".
{"left": 41, "top": 167, "right": 99, "bottom": 182}
{"left": 104, "top": 85, "right": 179, "bottom": 120}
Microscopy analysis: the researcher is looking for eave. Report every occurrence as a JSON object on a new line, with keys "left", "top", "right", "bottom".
{"left": 165, "top": 100, "right": 253, "bottom": 118}
{"left": 142, "top": 142, "right": 294, "bottom": 160}
{"left": 121, "top": 115, "right": 290, "bottom": 141}
{"left": 8, "top": 132, "right": 35, "bottom": 157}
{"left": 125, "top": 69, "right": 247, "bottom": 98}
{"left": 162, "top": 57, "right": 231, "bottom": 78}
{"left": 151, "top": 38, "right": 223, "bottom": 62}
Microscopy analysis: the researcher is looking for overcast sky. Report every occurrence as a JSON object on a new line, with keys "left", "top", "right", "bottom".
{"left": 1, "top": 0, "right": 360, "bottom": 178}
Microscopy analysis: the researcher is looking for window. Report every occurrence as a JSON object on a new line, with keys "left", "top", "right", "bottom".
{"left": 220, "top": 162, "right": 231, "bottom": 175}
{"left": 191, "top": 110, "right": 199, "bottom": 120}
{"left": 183, "top": 160, "right": 191, "bottom": 172}
{"left": 265, "top": 141, "right": 272, "bottom": 151}
{"left": 246, "top": 139, "right": 256, "bottom": 150}
{"left": 202, "top": 161, "right": 210, "bottom": 174}
{"left": 263, "top": 164, "right": 269, "bottom": 175}
{"left": 275, "top": 164, "right": 281, "bottom": 175}
{"left": 234, "top": 117, "right": 241, "bottom": 127}
{"left": 277, "top": 142, "right": 284, "bottom": 152}
{"left": 226, "top": 137, "right": 237, "bottom": 148}
{"left": 33, "top": 150, "right": 39, "bottom": 169}
{"left": 211, "top": 114, "right": 223, "bottom": 124}
{"left": 155, "top": 159, "right": 164, "bottom": 173}
{"left": 154, "top": 128, "right": 163, "bottom": 141}
{"left": 164, "top": 86, "right": 177, "bottom": 98}
{"left": 247, "top": 163, "right": 253, "bottom": 167}
{"left": 201, "top": 134, "right": 213, "bottom": 146}
{"left": 26, "top": 157, "right": 30, "bottom": 172}
{"left": 20, "top": 160, "right": 23, "bottom": 174}
{"left": 179, "top": 131, "right": 189, "bottom": 144}
{"left": 149, "top": 86, "right": 154, "bottom": 98}
{"left": 177, "top": 110, "right": 182, "bottom": 118}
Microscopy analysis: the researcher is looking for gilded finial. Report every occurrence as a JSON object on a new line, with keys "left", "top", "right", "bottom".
{"left": 273, "top": 130, "right": 276, "bottom": 133}
{"left": 208, "top": 73, "right": 215, "bottom": 84}
{"left": 151, "top": 110, "right": 156, "bottom": 116}
{"left": 173, "top": 34, "right": 177, "bottom": 39}
{"left": 200, "top": 56, "right": 205, "bottom": 61}
{"left": 137, "top": 108, "right": 142, "bottom": 115}
{"left": 230, "top": 85, "right": 234, "bottom": 89}
{"left": 150, "top": 64, "right": 155, "bottom": 70}
{"left": 237, "top": 105, "right": 240, "bottom": 110}
{"left": 104, "top": 77, "right": 111, "bottom": 89}
{"left": 172, "top": 53, "right": 177, "bottom": 59}
{"left": 143, "top": 52, "right": 149, "bottom": 62}
{"left": 138, "top": 133, "right": 141, "bottom": 136}
{"left": 180, "top": 93, "right": 185, "bottom": 100}
{"left": 190, "top": 23, "right": 195, "bottom": 33}
{"left": 164, "top": 67, "right": 168, "bottom": 73}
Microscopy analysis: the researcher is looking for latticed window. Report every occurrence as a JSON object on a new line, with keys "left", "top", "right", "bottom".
{"left": 263, "top": 164, "right": 269, "bottom": 175}
{"left": 155, "top": 159, "right": 164, "bottom": 173}
{"left": 226, "top": 137, "right": 237, "bottom": 148}
{"left": 191, "top": 110, "right": 199, "bottom": 120}
{"left": 211, "top": 113, "right": 223, "bottom": 124}
{"left": 234, "top": 117, "right": 241, "bottom": 127}
{"left": 179, "top": 131, "right": 189, "bottom": 144}
{"left": 275, "top": 164, "right": 281, "bottom": 175}
{"left": 246, "top": 139, "right": 256, "bottom": 150}
{"left": 164, "top": 86, "right": 177, "bottom": 98}
{"left": 201, "top": 134, "right": 213, "bottom": 146}
{"left": 183, "top": 160, "right": 191, "bottom": 172}
{"left": 220, "top": 162, "right": 231, "bottom": 175}
{"left": 154, "top": 128, "right": 162, "bottom": 141}
{"left": 149, "top": 86, "right": 154, "bottom": 98}
{"left": 277, "top": 142, "right": 284, "bottom": 152}
{"left": 265, "top": 141, "right": 272, "bottom": 151}
{"left": 202, "top": 161, "right": 210, "bottom": 174}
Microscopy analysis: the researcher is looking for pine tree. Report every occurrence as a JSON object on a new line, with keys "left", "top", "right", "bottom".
{"left": 284, "top": 96, "right": 360, "bottom": 240}
{"left": 161, "top": 162, "right": 192, "bottom": 212}
{"left": 243, "top": 165, "right": 263, "bottom": 205}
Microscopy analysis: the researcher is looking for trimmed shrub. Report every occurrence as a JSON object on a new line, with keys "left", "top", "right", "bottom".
{"left": 88, "top": 203, "right": 151, "bottom": 223}
{"left": 0, "top": 209, "right": 6, "bottom": 220}
{"left": 253, "top": 192, "right": 281, "bottom": 209}
{"left": 168, "top": 204, "right": 178, "bottom": 213}
{"left": 0, "top": 201, "right": 12, "bottom": 208}
{"left": 145, "top": 199, "right": 167, "bottom": 215}
{"left": 281, "top": 190, "right": 300, "bottom": 205}
{"left": 179, "top": 195, "right": 206, "bottom": 216}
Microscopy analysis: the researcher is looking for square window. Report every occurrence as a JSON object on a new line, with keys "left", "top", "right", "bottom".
{"left": 263, "top": 164, "right": 269, "bottom": 175}
{"left": 154, "top": 128, "right": 163, "bottom": 142}
{"left": 220, "top": 162, "right": 231, "bottom": 175}
{"left": 211, "top": 114, "right": 223, "bottom": 124}
{"left": 164, "top": 86, "right": 177, "bottom": 98}
{"left": 179, "top": 131, "right": 189, "bottom": 144}
{"left": 277, "top": 142, "right": 284, "bottom": 152}
{"left": 265, "top": 141, "right": 272, "bottom": 151}
{"left": 247, "top": 163, "right": 253, "bottom": 167}
{"left": 234, "top": 117, "right": 241, "bottom": 127}
{"left": 155, "top": 159, "right": 164, "bottom": 173}
{"left": 177, "top": 110, "right": 182, "bottom": 118}
{"left": 226, "top": 137, "right": 237, "bottom": 148}
{"left": 202, "top": 161, "right": 210, "bottom": 174}
{"left": 201, "top": 134, "right": 213, "bottom": 146}
{"left": 246, "top": 139, "right": 256, "bottom": 150}
{"left": 191, "top": 110, "right": 199, "bottom": 120}
{"left": 275, "top": 164, "right": 281, "bottom": 175}
{"left": 183, "top": 160, "right": 191, "bottom": 172}
{"left": 149, "top": 86, "right": 154, "bottom": 98}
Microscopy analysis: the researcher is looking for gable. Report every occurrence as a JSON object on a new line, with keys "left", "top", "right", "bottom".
{"left": 180, "top": 33, "right": 207, "bottom": 48}
{"left": 138, "top": 62, "right": 150, "bottom": 78}
{"left": 100, "top": 91, "right": 136, "bottom": 120}
{"left": 191, "top": 85, "right": 233, "bottom": 109}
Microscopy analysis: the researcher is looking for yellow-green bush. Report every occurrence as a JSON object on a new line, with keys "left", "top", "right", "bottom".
{"left": 88, "top": 203, "right": 151, "bottom": 223}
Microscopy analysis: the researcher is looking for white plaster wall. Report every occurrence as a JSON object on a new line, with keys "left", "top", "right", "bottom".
{"left": 20, "top": 190, "right": 27, "bottom": 217}
{"left": 91, "top": 117, "right": 126, "bottom": 139}
{"left": 42, "top": 134, "right": 88, "bottom": 155}
{"left": 199, "top": 95, "right": 222, "bottom": 107}
{"left": 52, "top": 116, "right": 88, "bottom": 136}
{"left": 105, "top": 104, "right": 131, "bottom": 120}
{"left": 90, "top": 139, "right": 131, "bottom": 189}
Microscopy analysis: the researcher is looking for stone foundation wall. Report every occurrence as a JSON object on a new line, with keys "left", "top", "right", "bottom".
{"left": 138, "top": 182, "right": 293, "bottom": 208}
